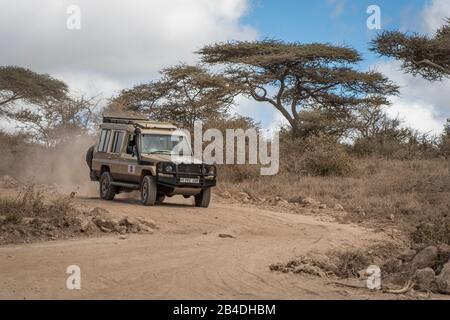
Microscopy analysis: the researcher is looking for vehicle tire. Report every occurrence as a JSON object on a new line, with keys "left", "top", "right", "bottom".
{"left": 86, "top": 145, "right": 96, "bottom": 180}
{"left": 156, "top": 194, "right": 165, "bottom": 204}
{"left": 141, "top": 175, "right": 157, "bottom": 206}
{"left": 99, "top": 171, "right": 116, "bottom": 200}
{"left": 85, "top": 145, "right": 95, "bottom": 169}
{"left": 194, "top": 188, "right": 211, "bottom": 208}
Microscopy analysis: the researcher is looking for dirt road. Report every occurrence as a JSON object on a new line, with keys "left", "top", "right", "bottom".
{"left": 0, "top": 194, "right": 387, "bottom": 300}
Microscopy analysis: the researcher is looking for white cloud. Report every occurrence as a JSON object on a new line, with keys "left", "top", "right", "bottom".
{"left": 386, "top": 98, "right": 444, "bottom": 135}
{"left": 370, "top": 0, "right": 450, "bottom": 136}
{"left": 374, "top": 60, "right": 450, "bottom": 135}
{"left": 0, "top": 0, "right": 257, "bottom": 98}
{"left": 422, "top": 0, "right": 450, "bottom": 33}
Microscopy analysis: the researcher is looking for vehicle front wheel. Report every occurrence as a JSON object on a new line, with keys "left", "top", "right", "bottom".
{"left": 141, "top": 175, "right": 157, "bottom": 206}
{"left": 194, "top": 188, "right": 211, "bottom": 208}
{"left": 99, "top": 172, "right": 116, "bottom": 200}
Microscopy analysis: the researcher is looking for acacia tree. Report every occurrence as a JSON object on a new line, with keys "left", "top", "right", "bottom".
{"left": 14, "top": 95, "right": 100, "bottom": 147}
{"left": 112, "top": 64, "right": 235, "bottom": 129}
{"left": 197, "top": 40, "right": 398, "bottom": 138}
{"left": 370, "top": 18, "right": 450, "bottom": 80}
{"left": 0, "top": 66, "right": 68, "bottom": 116}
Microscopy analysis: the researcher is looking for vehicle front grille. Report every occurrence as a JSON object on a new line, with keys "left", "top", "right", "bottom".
{"left": 177, "top": 164, "right": 202, "bottom": 174}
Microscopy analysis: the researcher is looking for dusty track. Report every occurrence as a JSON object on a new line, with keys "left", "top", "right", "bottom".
{"left": 0, "top": 193, "right": 388, "bottom": 299}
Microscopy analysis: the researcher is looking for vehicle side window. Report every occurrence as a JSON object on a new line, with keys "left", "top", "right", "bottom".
{"left": 98, "top": 129, "right": 111, "bottom": 153}
{"left": 98, "top": 130, "right": 106, "bottom": 152}
{"left": 111, "top": 131, "right": 125, "bottom": 154}
{"left": 126, "top": 134, "right": 136, "bottom": 155}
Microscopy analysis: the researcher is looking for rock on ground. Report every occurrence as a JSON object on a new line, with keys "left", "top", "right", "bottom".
{"left": 414, "top": 268, "right": 436, "bottom": 292}
{"left": 398, "top": 249, "right": 417, "bottom": 263}
{"left": 382, "top": 258, "right": 403, "bottom": 274}
{"left": 412, "top": 246, "right": 438, "bottom": 270}
{"left": 436, "top": 263, "right": 450, "bottom": 294}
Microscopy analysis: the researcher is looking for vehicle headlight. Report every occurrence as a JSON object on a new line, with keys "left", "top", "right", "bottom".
{"left": 165, "top": 165, "right": 173, "bottom": 173}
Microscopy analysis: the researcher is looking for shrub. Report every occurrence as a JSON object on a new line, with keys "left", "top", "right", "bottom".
{"left": 410, "top": 214, "right": 450, "bottom": 247}
{"left": 300, "top": 135, "right": 355, "bottom": 177}
{"left": 330, "top": 249, "right": 372, "bottom": 278}
{"left": 0, "top": 185, "right": 77, "bottom": 224}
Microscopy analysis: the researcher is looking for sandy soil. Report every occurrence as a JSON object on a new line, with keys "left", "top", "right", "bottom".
{"left": 0, "top": 192, "right": 412, "bottom": 300}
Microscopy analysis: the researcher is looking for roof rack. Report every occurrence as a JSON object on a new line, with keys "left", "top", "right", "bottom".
{"left": 102, "top": 115, "right": 178, "bottom": 130}
{"left": 102, "top": 115, "right": 149, "bottom": 124}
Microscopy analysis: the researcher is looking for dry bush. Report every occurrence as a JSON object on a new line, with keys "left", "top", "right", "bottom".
{"left": 0, "top": 185, "right": 89, "bottom": 244}
{"left": 300, "top": 135, "right": 355, "bottom": 177}
{"left": 410, "top": 215, "right": 450, "bottom": 247}
{"left": 352, "top": 122, "right": 440, "bottom": 160}
{"left": 329, "top": 249, "right": 372, "bottom": 278}
{"left": 278, "top": 134, "right": 355, "bottom": 177}
{"left": 217, "top": 164, "right": 260, "bottom": 183}
{"left": 218, "top": 158, "right": 450, "bottom": 230}
{"left": 0, "top": 185, "right": 78, "bottom": 224}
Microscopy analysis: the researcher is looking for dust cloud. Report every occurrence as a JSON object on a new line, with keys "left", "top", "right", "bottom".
{"left": 0, "top": 133, "right": 98, "bottom": 197}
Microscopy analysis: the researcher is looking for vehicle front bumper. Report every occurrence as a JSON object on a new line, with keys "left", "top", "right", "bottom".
{"left": 156, "top": 174, "right": 216, "bottom": 189}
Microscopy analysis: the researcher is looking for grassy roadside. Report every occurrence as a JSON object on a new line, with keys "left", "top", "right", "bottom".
{"left": 217, "top": 158, "right": 450, "bottom": 246}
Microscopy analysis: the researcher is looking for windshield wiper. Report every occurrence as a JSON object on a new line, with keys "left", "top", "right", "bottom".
{"left": 149, "top": 150, "right": 172, "bottom": 154}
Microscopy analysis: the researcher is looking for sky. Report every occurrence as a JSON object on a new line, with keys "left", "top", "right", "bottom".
{"left": 0, "top": 0, "right": 449, "bottom": 135}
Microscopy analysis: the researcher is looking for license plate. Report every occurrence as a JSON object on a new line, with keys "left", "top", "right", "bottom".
{"left": 180, "top": 178, "right": 200, "bottom": 184}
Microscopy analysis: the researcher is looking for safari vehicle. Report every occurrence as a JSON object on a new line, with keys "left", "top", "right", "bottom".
{"left": 85, "top": 116, "right": 216, "bottom": 207}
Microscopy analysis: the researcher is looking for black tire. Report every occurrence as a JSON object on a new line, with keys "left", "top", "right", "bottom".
{"left": 194, "top": 188, "right": 211, "bottom": 208}
{"left": 86, "top": 145, "right": 95, "bottom": 180}
{"left": 99, "top": 171, "right": 116, "bottom": 200}
{"left": 85, "top": 145, "right": 95, "bottom": 169}
{"left": 156, "top": 194, "right": 166, "bottom": 204}
{"left": 141, "top": 175, "right": 157, "bottom": 206}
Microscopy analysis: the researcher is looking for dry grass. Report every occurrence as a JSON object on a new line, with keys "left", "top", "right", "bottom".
{"left": 218, "top": 158, "right": 450, "bottom": 235}
{"left": 0, "top": 185, "right": 92, "bottom": 244}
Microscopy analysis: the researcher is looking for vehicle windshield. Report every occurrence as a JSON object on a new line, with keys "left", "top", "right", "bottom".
{"left": 140, "top": 134, "right": 192, "bottom": 156}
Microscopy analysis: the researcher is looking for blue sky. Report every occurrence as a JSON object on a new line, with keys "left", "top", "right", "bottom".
{"left": 234, "top": 0, "right": 450, "bottom": 134}
{"left": 243, "top": 0, "right": 424, "bottom": 69}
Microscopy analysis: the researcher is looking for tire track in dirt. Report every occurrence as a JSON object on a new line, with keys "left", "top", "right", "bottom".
{"left": 0, "top": 195, "right": 385, "bottom": 299}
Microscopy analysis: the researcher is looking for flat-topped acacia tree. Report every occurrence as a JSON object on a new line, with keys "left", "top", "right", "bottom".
{"left": 370, "top": 18, "right": 450, "bottom": 81}
{"left": 197, "top": 40, "right": 399, "bottom": 138}
{"left": 0, "top": 66, "right": 68, "bottom": 116}
{"left": 112, "top": 64, "right": 235, "bottom": 130}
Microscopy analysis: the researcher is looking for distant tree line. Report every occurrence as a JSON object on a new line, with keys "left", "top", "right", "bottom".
{"left": 1, "top": 17, "right": 449, "bottom": 158}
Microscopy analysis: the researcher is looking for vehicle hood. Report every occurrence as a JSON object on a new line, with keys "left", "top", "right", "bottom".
{"left": 141, "top": 154, "right": 203, "bottom": 164}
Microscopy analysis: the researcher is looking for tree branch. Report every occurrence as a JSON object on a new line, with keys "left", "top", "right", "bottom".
{"left": 414, "top": 59, "right": 450, "bottom": 75}
{"left": 250, "top": 87, "right": 295, "bottom": 127}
